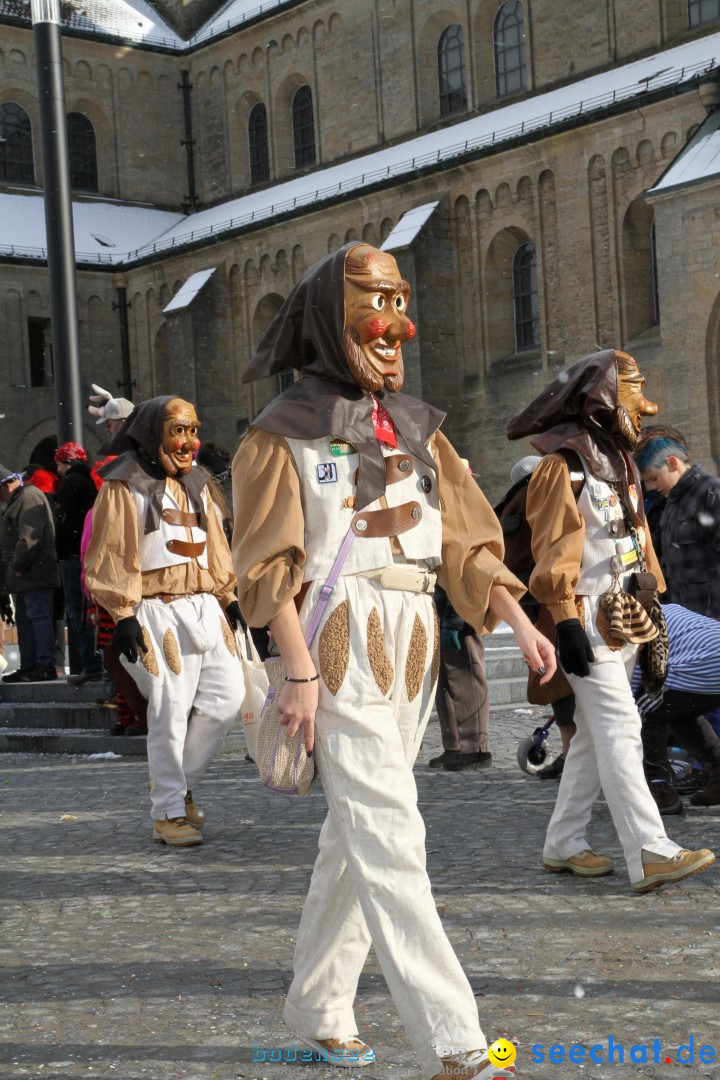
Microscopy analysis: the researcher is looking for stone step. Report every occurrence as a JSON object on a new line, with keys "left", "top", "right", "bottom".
{"left": 0, "top": 702, "right": 119, "bottom": 729}
{"left": 0, "top": 727, "right": 246, "bottom": 757}
{"left": 487, "top": 675, "right": 532, "bottom": 710}
{"left": 0, "top": 679, "right": 107, "bottom": 704}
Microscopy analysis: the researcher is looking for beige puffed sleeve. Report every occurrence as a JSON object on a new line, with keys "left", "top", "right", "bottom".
{"left": 231, "top": 429, "right": 306, "bottom": 627}
{"left": 433, "top": 430, "right": 525, "bottom": 634}
{"left": 84, "top": 481, "right": 142, "bottom": 623}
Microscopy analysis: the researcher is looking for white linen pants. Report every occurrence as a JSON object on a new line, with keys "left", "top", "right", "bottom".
{"left": 120, "top": 594, "right": 243, "bottom": 820}
{"left": 543, "top": 595, "right": 681, "bottom": 883}
{"left": 283, "top": 576, "right": 485, "bottom": 1080}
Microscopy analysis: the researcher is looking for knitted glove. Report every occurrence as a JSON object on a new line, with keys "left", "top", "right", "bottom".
{"left": 225, "top": 600, "right": 244, "bottom": 631}
{"left": 441, "top": 627, "right": 462, "bottom": 651}
{"left": 113, "top": 616, "right": 147, "bottom": 664}
{"left": 556, "top": 618, "right": 595, "bottom": 678}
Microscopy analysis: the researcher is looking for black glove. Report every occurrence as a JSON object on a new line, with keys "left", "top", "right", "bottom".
{"left": 225, "top": 600, "right": 244, "bottom": 631}
{"left": 113, "top": 616, "right": 147, "bottom": 664}
{"left": 0, "top": 594, "right": 14, "bottom": 625}
{"left": 556, "top": 618, "right": 595, "bottom": 678}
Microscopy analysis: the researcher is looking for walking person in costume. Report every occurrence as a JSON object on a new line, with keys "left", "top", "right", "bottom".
{"left": 507, "top": 350, "right": 715, "bottom": 893}
{"left": 232, "top": 243, "right": 556, "bottom": 1080}
{"left": 84, "top": 396, "right": 243, "bottom": 847}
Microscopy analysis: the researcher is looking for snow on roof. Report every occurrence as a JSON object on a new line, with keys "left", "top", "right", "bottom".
{"left": 162, "top": 266, "right": 216, "bottom": 311}
{"left": 648, "top": 109, "right": 720, "bottom": 194}
{"left": 381, "top": 202, "right": 439, "bottom": 252}
{"left": 122, "top": 32, "right": 720, "bottom": 261}
{"left": 0, "top": 0, "right": 184, "bottom": 48}
{"left": 2, "top": 33, "right": 719, "bottom": 268}
{"left": 191, "top": 0, "right": 292, "bottom": 44}
{"left": 0, "top": 192, "right": 183, "bottom": 264}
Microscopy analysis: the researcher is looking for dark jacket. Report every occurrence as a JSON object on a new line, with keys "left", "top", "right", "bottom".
{"left": 0, "top": 483, "right": 60, "bottom": 592}
{"left": 55, "top": 462, "right": 98, "bottom": 560}
{"left": 659, "top": 464, "right": 720, "bottom": 620}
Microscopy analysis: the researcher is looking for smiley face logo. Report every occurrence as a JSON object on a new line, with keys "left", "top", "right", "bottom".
{"left": 487, "top": 1038, "right": 517, "bottom": 1069}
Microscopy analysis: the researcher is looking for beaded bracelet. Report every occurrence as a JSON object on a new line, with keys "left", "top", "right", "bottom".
{"left": 284, "top": 673, "right": 320, "bottom": 683}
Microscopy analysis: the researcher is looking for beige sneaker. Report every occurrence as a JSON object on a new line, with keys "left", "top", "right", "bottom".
{"left": 296, "top": 1035, "right": 374, "bottom": 1067}
{"left": 632, "top": 847, "right": 715, "bottom": 893}
{"left": 543, "top": 850, "right": 614, "bottom": 877}
{"left": 152, "top": 816, "right": 203, "bottom": 847}
{"left": 184, "top": 790, "right": 206, "bottom": 828}
{"left": 431, "top": 1049, "right": 515, "bottom": 1079}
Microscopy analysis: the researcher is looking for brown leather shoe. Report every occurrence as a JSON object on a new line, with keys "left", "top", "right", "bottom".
{"left": 689, "top": 775, "right": 720, "bottom": 806}
{"left": 543, "top": 849, "right": 614, "bottom": 877}
{"left": 152, "top": 816, "right": 203, "bottom": 846}
{"left": 430, "top": 1050, "right": 515, "bottom": 1079}
{"left": 632, "top": 847, "right": 716, "bottom": 893}
{"left": 649, "top": 779, "right": 683, "bottom": 815}
{"left": 184, "top": 790, "right": 206, "bottom": 828}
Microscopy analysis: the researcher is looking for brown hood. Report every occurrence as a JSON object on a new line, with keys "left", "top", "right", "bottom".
{"left": 241, "top": 244, "right": 444, "bottom": 511}
{"left": 507, "top": 349, "right": 644, "bottom": 513}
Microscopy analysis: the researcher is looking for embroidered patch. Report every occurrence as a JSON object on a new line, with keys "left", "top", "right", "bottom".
{"left": 318, "top": 600, "right": 350, "bottom": 695}
{"left": 163, "top": 628, "right": 182, "bottom": 675}
{"left": 316, "top": 462, "right": 338, "bottom": 483}
{"left": 430, "top": 608, "right": 440, "bottom": 687}
{"left": 405, "top": 614, "right": 428, "bottom": 702}
{"left": 367, "top": 607, "right": 394, "bottom": 696}
{"left": 140, "top": 626, "right": 159, "bottom": 677}
{"left": 221, "top": 619, "right": 237, "bottom": 656}
{"left": 330, "top": 439, "right": 357, "bottom": 457}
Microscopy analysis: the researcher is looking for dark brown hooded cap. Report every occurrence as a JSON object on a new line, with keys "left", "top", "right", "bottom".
{"left": 241, "top": 243, "right": 444, "bottom": 511}
{"left": 507, "top": 349, "right": 644, "bottom": 502}
{"left": 99, "top": 395, "right": 207, "bottom": 533}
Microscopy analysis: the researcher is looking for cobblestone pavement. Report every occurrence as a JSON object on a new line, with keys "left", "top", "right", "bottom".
{"left": 1, "top": 707, "right": 719, "bottom": 1080}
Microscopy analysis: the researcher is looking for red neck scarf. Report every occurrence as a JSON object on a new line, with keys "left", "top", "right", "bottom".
{"left": 371, "top": 395, "right": 398, "bottom": 449}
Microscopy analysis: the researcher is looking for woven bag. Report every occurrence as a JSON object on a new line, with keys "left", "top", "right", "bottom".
{"left": 256, "top": 656, "right": 317, "bottom": 796}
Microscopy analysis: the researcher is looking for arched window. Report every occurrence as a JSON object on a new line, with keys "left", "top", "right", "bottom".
{"left": 0, "top": 102, "right": 34, "bottom": 184}
{"left": 513, "top": 243, "right": 539, "bottom": 350}
{"left": 688, "top": 0, "right": 720, "bottom": 25}
{"left": 438, "top": 24, "right": 467, "bottom": 116}
{"left": 248, "top": 102, "right": 270, "bottom": 185}
{"left": 67, "top": 112, "right": 98, "bottom": 192}
{"left": 292, "top": 85, "right": 315, "bottom": 169}
{"left": 494, "top": 1, "right": 526, "bottom": 97}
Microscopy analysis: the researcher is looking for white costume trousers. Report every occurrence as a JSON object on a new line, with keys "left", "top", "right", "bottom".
{"left": 544, "top": 595, "right": 681, "bottom": 883}
{"left": 283, "top": 577, "right": 484, "bottom": 1080}
{"left": 120, "top": 594, "right": 243, "bottom": 820}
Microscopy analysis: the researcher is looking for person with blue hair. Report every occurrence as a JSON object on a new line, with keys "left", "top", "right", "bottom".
{"left": 635, "top": 433, "right": 720, "bottom": 620}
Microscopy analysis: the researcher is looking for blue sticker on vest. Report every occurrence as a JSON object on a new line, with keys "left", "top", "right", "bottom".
{"left": 316, "top": 462, "right": 338, "bottom": 484}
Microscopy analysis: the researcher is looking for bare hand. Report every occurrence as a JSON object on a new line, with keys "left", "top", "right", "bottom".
{"left": 277, "top": 678, "right": 318, "bottom": 754}
{"left": 513, "top": 624, "right": 557, "bottom": 685}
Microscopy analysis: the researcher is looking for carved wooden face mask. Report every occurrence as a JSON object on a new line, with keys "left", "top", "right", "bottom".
{"left": 343, "top": 244, "right": 417, "bottom": 393}
{"left": 613, "top": 353, "right": 658, "bottom": 449}
{"left": 159, "top": 398, "right": 201, "bottom": 476}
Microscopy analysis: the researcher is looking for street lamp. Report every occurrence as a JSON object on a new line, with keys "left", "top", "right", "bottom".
{"left": 31, "top": 0, "right": 83, "bottom": 444}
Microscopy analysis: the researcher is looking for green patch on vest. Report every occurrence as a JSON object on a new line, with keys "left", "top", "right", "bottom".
{"left": 330, "top": 439, "right": 357, "bottom": 457}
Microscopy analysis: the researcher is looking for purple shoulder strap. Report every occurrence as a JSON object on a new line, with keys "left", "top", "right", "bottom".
{"left": 303, "top": 526, "right": 356, "bottom": 647}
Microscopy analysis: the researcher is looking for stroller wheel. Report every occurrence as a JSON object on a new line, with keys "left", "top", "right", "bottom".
{"left": 517, "top": 728, "right": 557, "bottom": 775}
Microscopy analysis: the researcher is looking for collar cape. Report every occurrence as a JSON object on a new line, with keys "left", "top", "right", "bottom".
{"left": 241, "top": 243, "right": 444, "bottom": 510}
{"left": 506, "top": 349, "right": 645, "bottom": 520}
{"left": 99, "top": 395, "right": 207, "bottom": 534}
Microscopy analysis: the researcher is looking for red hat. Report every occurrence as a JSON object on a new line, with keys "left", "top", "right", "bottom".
{"left": 54, "top": 441, "right": 88, "bottom": 464}
{"left": 27, "top": 467, "right": 59, "bottom": 494}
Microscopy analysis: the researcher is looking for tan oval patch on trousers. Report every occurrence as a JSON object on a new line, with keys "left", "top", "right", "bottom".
{"left": 367, "top": 607, "right": 394, "bottom": 696}
{"left": 405, "top": 614, "right": 428, "bottom": 702}
{"left": 318, "top": 599, "right": 350, "bottom": 695}
{"left": 221, "top": 619, "right": 237, "bottom": 656}
{"left": 140, "top": 626, "right": 160, "bottom": 677}
{"left": 163, "top": 628, "right": 182, "bottom": 675}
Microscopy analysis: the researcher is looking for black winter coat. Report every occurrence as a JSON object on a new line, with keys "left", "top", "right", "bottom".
{"left": 0, "top": 483, "right": 60, "bottom": 592}
{"left": 55, "top": 462, "right": 97, "bottom": 559}
{"left": 659, "top": 463, "right": 720, "bottom": 620}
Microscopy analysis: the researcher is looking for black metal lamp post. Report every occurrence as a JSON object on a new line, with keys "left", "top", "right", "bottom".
{"left": 32, "top": 0, "right": 83, "bottom": 444}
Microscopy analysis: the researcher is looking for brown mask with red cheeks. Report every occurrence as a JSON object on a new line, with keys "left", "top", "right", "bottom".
{"left": 612, "top": 352, "right": 658, "bottom": 450}
{"left": 343, "top": 244, "right": 415, "bottom": 393}
{"left": 158, "top": 398, "right": 201, "bottom": 476}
